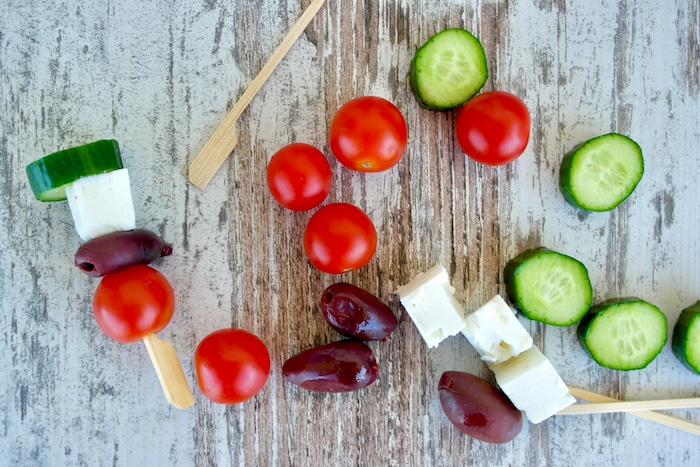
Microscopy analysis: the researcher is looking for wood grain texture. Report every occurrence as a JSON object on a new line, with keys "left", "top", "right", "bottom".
{"left": 1, "top": 0, "right": 699, "bottom": 465}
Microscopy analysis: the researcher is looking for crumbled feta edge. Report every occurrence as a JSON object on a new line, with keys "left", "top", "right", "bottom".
{"left": 462, "top": 294, "right": 533, "bottom": 364}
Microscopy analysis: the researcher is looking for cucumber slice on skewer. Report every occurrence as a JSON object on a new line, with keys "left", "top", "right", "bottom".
{"left": 26, "top": 139, "right": 123, "bottom": 202}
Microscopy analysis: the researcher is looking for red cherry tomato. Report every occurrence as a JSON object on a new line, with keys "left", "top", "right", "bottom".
{"left": 303, "top": 203, "right": 377, "bottom": 274}
{"left": 329, "top": 96, "right": 408, "bottom": 172}
{"left": 92, "top": 264, "right": 175, "bottom": 343}
{"left": 455, "top": 90, "right": 531, "bottom": 165}
{"left": 266, "top": 143, "right": 332, "bottom": 211}
{"left": 194, "top": 328, "right": 271, "bottom": 404}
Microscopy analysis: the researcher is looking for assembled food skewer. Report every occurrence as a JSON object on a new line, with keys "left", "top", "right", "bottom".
{"left": 188, "top": 0, "right": 327, "bottom": 190}
{"left": 26, "top": 140, "right": 195, "bottom": 410}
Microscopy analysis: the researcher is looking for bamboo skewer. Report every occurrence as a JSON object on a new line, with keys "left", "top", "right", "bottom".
{"left": 560, "top": 396, "right": 700, "bottom": 414}
{"left": 188, "top": 0, "right": 327, "bottom": 190}
{"left": 559, "top": 387, "right": 700, "bottom": 436}
{"left": 143, "top": 333, "right": 195, "bottom": 409}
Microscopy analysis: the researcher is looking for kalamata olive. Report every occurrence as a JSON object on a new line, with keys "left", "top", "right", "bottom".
{"left": 74, "top": 229, "right": 173, "bottom": 277}
{"left": 320, "top": 283, "right": 398, "bottom": 340}
{"left": 282, "top": 340, "right": 379, "bottom": 392}
{"left": 438, "top": 371, "right": 522, "bottom": 443}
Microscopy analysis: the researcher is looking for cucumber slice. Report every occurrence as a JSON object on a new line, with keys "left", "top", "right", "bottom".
{"left": 504, "top": 247, "right": 592, "bottom": 326}
{"left": 409, "top": 28, "right": 488, "bottom": 110}
{"left": 26, "top": 140, "right": 123, "bottom": 202}
{"left": 577, "top": 298, "right": 667, "bottom": 370}
{"left": 672, "top": 301, "right": 700, "bottom": 374}
{"left": 559, "top": 133, "right": 644, "bottom": 212}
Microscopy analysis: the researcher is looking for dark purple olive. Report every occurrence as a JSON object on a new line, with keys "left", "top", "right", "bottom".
{"left": 438, "top": 371, "right": 522, "bottom": 444}
{"left": 320, "top": 283, "right": 398, "bottom": 340}
{"left": 74, "top": 229, "right": 173, "bottom": 277}
{"left": 282, "top": 340, "right": 379, "bottom": 392}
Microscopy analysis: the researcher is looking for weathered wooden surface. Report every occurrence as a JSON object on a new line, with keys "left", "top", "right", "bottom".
{"left": 1, "top": 0, "right": 699, "bottom": 465}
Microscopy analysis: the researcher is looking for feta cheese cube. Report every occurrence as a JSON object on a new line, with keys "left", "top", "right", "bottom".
{"left": 66, "top": 168, "right": 136, "bottom": 241}
{"left": 462, "top": 295, "right": 533, "bottom": 364}
{"left": 489, "top": 346, "right": 575, "bottom": 424}
{"left": 524, "top": 392, "right": 577, "bottom": 425}
{"left": 396, "top": 264, "right": 466, "bottom": 348}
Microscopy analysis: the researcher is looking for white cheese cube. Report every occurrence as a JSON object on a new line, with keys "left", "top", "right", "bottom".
{"left": 396, "top": 264, "right": 466, "bottom": 348}
{"left": 524, "top": 392, "right": 577, "bottom": 425}
{"left": 462, "top": 295, "right": 533, "bottom": 364}
{"left": 66, "top": 168, "right": 136, "bottom": 241}
{"left": 489, "top": 346, "right": 575, "bottom": 424}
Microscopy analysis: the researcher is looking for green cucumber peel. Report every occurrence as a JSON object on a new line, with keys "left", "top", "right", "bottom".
{"left": 672, "top": 301, "right": 700, "bottom": 375}
{"left": 26, "top": 139, "right": 123, "bottom": 202}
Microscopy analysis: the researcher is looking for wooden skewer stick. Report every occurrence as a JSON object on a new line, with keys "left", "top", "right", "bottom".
{"left": 188, "top": 0, "right": 327, "bottom": 190}
{"left": 560, "top": 396, "right": 700, "bottom": 414}
{"left": 143, "top": 333, "right": 195, "bottom": 409}
{"left": 559, "top": 387, "right": 700, "bottom": 436}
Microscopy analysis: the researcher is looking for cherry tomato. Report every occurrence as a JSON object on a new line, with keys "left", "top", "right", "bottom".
{"left": 329, "top": 96, "right": 408, "bottom": 172}
{"left": 92, "top": 264, "right": 175, "bottom": 343}
{"left": 303, "top": 203, "right": 377, "bottom": 274}
{"left": 455, "top": 90, "right": 531, "bottom": 165}
{"left": 194, "top": 328, "right": 271, "bottom": 404}
{"left": 266, "top": 143, "right": 332, "bottom": 211}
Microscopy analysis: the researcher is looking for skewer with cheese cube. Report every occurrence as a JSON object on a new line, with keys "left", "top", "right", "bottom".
{"left": 25, "top": 140, "right": 193, "bottom": 409}
{"left": 396, "top": 263, "right": 575, "bottom": 424}
{"left": 462, "top": 294, "right": 575, "bottom": 423}
{"left": 488, "top": 346, "right": 576, "bottom": 423}
{"left": 25, "top": 139, "right": 136, "bottom": 241}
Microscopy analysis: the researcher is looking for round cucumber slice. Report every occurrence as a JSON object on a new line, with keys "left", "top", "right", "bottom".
{"left": 559, "top": 133, "right": 644, "bottom": 212}
{"left": 409, "top": 28, "right": 488, "bottom": 110}
{"left": 672, "top": 301, "right": 700, "bottom": 374}
{"left": 577, "top": 298, "right": 667, "bottom": 371}
{"left": 504, "top": 247, "right": 592, "bottom": 326}
{"left": 26, "top": 139, "right": 123, "bottom": 202}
